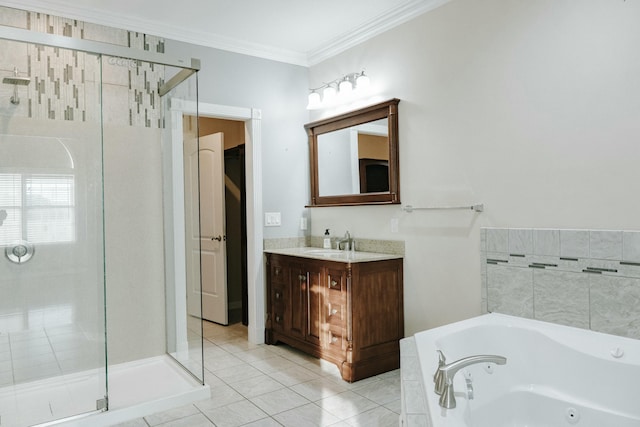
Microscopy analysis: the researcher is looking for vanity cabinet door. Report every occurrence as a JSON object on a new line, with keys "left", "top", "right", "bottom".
{"left": 284, "top": 259, "right": 321, "bottom": 344}
{"left": 305, "top": 263, "right": 323, "bottom": 346}
{"left": 268, "top": 255, "right": 324, "bottom": 344}
{"left": 288, "top": 261, "right": 307, "bottom": 340}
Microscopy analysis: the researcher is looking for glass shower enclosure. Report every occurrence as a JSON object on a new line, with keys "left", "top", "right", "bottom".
{"left": 0, "top": 22, "right": 204, "bottom": 426}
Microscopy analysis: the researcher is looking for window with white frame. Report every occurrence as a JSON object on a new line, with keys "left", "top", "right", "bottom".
{"left": 0, "top": 173, "right": 75, "bottom": 245}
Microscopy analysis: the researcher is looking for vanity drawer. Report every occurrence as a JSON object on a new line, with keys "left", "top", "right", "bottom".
{"left": 326, "top": 327, "right": 346, "bottom": 353}
{"left": 326, "top": 271, "right": 344, "bottom": 292}
{"left": 271, "top": 285, "right": 286, "bottom": 304}
{"left": 272, "top": 310, "right": 285, "bottom": 331}
{"left": 270, "top": 263, "right": 286, "bottom": 284}
{"left": 326, "top": 300, "right": 345, "bottom": 327}
{"left": 270, "top": 284, "right": 287, "bottom": 332}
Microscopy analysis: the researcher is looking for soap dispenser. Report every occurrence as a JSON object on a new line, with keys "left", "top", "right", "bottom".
{"left": 323, "top": 229, "right": 331, "bottom": 249}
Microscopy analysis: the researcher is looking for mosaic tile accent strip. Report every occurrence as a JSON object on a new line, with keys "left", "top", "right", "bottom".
{"left": 481, "top": 227, "right": 640, "bottom": 340}
{"left": 26, "top": 44, "right": 94, "bottom": 122}
{"left": 128, "top": 60, "right": 164, "bottom": 128}
{"left": 129, "top": 32, "right": 166, "bottom": 53}
{"left": 1, "top": 6, "right": 167, "bottom": 128}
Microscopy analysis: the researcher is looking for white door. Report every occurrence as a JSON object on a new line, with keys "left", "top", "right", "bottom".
{"left": 185, "top": 133, "right": 228, "bottom": 324}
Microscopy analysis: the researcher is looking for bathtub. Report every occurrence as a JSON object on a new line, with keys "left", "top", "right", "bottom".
{"left": 411, "top": 313, "right": 640, "bottom": 427}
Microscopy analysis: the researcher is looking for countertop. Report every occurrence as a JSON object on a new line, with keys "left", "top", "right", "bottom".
{"left": 264, "top": 247, "right": 403, "bottom": 263}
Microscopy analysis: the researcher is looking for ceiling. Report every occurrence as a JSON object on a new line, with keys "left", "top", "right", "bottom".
{"left": 2, "top": 0, "right": 450, "bottom": 66}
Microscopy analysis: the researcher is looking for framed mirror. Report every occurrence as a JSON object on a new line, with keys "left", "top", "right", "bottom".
{"left": 305, "top": 99, "right": 400, "bottom": 207}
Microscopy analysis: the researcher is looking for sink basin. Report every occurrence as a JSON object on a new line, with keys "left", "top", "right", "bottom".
{"left": 301, "top": 248, "right": 345, "bottom": 257}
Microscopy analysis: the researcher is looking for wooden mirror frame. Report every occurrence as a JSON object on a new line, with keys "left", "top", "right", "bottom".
{"left": 305, "top": 98, "right": 400, "bottom": 207}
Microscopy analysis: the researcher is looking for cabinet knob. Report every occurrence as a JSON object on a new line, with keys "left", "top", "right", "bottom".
{"left": 331, "top": 336, "right": 338, "bottom": 343}
{"left": 275, "top": 292, "right": 280, "bottom": 299}
{"left": 275, "top": 315, "right": 281, "bottom": 323}
{"left": 330, "top": 280, "right": 338, "bottom": 288}
{"left": 330, "top": 308, "right": 338, "bottom": 316}
{"left": 299, "top": 274, "right": 306, "bottom": 282}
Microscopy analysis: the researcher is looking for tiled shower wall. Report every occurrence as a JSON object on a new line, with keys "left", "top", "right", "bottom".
{"left": 481, "top": 227, "right": 640, "bottom": 340}
{"left": 0, "top": 6, "right": 165, "bottom": 127}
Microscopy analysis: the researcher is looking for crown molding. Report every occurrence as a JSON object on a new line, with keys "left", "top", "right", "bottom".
{"left": 1, "top": 0, "right": 309, "bottom": 66}
{"left": 307, "top": 0, "right": 452, "bottom": 66}
{"left": 2, "top": 0, "right": 451, "bottom": 67}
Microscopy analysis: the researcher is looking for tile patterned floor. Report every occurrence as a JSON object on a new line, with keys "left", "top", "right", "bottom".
{"left": 115, "top": 321, "right": 401, "bottom": 427}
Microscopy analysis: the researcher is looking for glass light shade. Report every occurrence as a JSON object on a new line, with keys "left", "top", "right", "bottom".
{"left": 323, "top": 85, "right": 337, "bottom": 104}
{"left": 339, "top": 79, "right": 353, "bottom": 94}
{"left": 307, "top": 91, "right": 321, "bottom": 109}
{"left": 356, "top": 73, "right": 370, "bottom": 89}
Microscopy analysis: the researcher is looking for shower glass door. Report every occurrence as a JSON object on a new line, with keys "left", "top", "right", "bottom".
{"left": 161, "top": 66, "right": 204, "bottom": 383}
{"left": 0, "top": 39, "right": 107, "bottom": 426}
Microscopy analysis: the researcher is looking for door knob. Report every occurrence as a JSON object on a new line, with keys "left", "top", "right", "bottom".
{"left": 211, "top": 235, "right": 225, "bottom": 241}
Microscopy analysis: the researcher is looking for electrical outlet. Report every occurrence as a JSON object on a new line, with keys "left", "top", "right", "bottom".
{"left": 390, "top": 218, "right": 399, "bottom": 233}
{"left": 265, "top": 212, "right": 281, "bottom": 227}
{"left": 300, "top": 217, "right": 308, "bottom": 230}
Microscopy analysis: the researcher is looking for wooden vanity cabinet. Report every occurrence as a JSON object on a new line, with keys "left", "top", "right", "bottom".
{"left": 265, "top": 253, "right": 404, "bottom": 382}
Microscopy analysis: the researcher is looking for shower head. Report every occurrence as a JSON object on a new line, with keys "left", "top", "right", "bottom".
{"left": 2, "top": 67, "right": 30, "bottom": 86}
{"left": 2, "top": 76, "right": 30, "bottom": 85}
{"left": 3, "top": 67, "right": 30, "bottom": 105}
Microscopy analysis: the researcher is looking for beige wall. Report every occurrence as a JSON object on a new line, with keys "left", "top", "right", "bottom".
{"left": 308, "top": 0, "right": 640, "bottom": 335}
{"left": 358, "top": 134, "right": 388, "bottom": 160}
{"left": 183, "top": 116, "right": 246, "bottom": 149}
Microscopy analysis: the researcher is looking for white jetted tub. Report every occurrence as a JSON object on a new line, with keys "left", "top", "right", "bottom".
{"left": 410, "top": 313, "right": 640, "bottom": 427}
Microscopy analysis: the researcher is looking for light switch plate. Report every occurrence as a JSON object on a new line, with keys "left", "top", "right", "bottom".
{"left": 265, "top": 212, "right": 281, "bottom": 227}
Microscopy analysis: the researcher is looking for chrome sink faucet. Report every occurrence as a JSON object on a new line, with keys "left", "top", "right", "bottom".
{"left": 336, "top": 231, "right": 353, "bottom": 251}
{"left": 434, "top": 352, "right": 507, "bottom": 409}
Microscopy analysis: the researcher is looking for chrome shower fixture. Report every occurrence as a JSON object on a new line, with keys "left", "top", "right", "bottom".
{"left": 3, "top": 67, "right": 31, "bottom": 105}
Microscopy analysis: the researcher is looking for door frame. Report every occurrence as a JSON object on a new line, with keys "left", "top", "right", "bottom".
{"left": 171, "top": 99, "right": 264, "bottom": 344}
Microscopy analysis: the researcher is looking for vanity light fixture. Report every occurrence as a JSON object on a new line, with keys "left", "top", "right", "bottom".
{"left": 356, "top": 72, "right": 370, "bottom": 89}
{"left": 307, "top": 71, "right": 371, "bottom": 109}
{"left": 307, "top": 90, "right": 322, "bottom": 109}
{"left": 322, "top": 84, "right": 337, "bottom": 105}
{"left": 339, "top": 78, "right": 353, "bottom": 95}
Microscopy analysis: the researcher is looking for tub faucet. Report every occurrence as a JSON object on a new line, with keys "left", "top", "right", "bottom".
{"left": 433, "top": 350, "right": 447, "bottom": 395}
{"left": 436, "top": 354, "right": 507, "bottom": 409}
